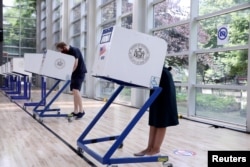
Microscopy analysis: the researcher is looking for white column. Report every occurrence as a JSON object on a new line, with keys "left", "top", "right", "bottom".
{"left": 187, "top": 0, "right": 199, "bottom": 116}
{"left": 85, "top": 0, "right": 97, "bottom": 98}
{"left": 130, "top": 0, "right": 148, "bottom": 108}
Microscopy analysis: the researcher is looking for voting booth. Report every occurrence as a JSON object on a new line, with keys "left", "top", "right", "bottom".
{"left": 92, "top": 26, "right": 166, "bottom": 88}
{"left": 11, "top": 58, "right": 31, "bottom": 77}
{"left": 24, "top": 50, "right": 74, "bottom": 80}
{"left": 77, "top": 26, "right": 170, "bottom": 166}
{"left": 5, "top": 58, "right": 32, "bottom": 100}
{"left": 23, "top": 50, "right": 75, "bottom": 121}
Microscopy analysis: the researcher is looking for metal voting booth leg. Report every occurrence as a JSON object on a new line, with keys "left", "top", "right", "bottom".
{"left": 24, "top": 76, "right": 47, "bottom": 108}
{"left": 2, "top": 74, "right": 15, "bottom": 92}
{"left": 5, "top": 75, "right": 21, "bottom": 95}
{"left": 77, "top": 85, "right": 170, "bottom": 166}
{"left": 11, "top": 75, "right": 31, "bottom": 100}
{"left": 32, "top": 79, "right": 71, "bottom": 122}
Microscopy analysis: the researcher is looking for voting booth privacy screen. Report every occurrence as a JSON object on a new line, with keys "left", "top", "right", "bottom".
{"left": 92, "top": 26, "right": 167, "bottom": 88}
{"left": 11, "top": 58, "right": 31, "bottom": 76}
{"left": 24, "top": 50, "right": 75, "bottom": 81}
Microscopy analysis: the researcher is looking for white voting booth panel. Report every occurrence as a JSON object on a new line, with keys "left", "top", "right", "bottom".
{"left": 24, "top": 50, "right": 75, "bottom": 80}
{"left": 5, "top": 62, "right": 11, "bottom": 74}
{"left": 24, "top": 53, "right": 44, "bottom": 74}
{"left": 11, "top": 58, "right": 31, "bottom": 76}
{"left": 40, "top": 50, "right": 75, "bottom": 80}
{"left": 92, "top": 26, "right": 167, "bottom": 88}
{"left": 24, "top": 51, "right": 74, "bottom": 80}
{"left": 0, "top": 65, "right": 3, "bottom": 75}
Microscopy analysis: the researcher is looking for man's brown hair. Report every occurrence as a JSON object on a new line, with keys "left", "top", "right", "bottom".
{"left": 55, "top": 42, "right": 67, "bottom": 49}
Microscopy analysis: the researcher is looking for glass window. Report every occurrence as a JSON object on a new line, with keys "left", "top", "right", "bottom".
{"left": 54, "top": 31, "right": 60, "bottom": 44}
{"left": 41, "top": 29, "right": 46, "bottom": 39}
{"left": 41, "top": 10, "right": 46, "bottom": 20}
{"left": 122, "top": 0, "right": 133, "bottom": 14}
{"left": 195, "top": 88, "right": 247, "bottom": 125}
{"left": 73, "top": 0, "right": 82, "bottom": 5}
{"left": 196, "top": 50, "right": 248, "bottom": 85}
{"left": 72, "top": 35, "right": 81, "bottom": 48}
{"left": 198, "top": 9, "right": 250, "bottom": 49}
{"left": 73, "top": 20, "right": 81, "bottom": 34}
{"left": 73, "top": 5, "right": 81, "bottom": 21}
{"left": 153, "top": 0, "right": 190, "bottom": 28}
{"left": 117, "top": 86, "right": 131, "bottom": 105}
{"left": 53, "top": 8, "right": 61, "bottom": 21}
{"left": 176, "top": 86, "right": 188, "bottom": 116}
{"left": 21, "top": 19, "right": 36, "bottom": 28}
{"left": 53, "top": 19, "right": 60, "bottom": 33}
{"left": 21, "top": 48, "right": 36, "bottom": 55}
{"left": 102, "top": 22, "right": 116, "bottom": 29}
{"left": 53, "top": 0, "right": 61, "bottom": 9}
{"left": 199, "top": 0, "right": 249, "bottom": 16}
{"left": 121, "top": 14, "right": 132, "bottom": 29}
{"left": 41, "top": 0, "right": 46, "bottom": 10}
{"left": 101, "top": 1, "right": 116, "bottom": 23}
{"left": 102, "top": 0, "right": 111, "bottom": 4}
{"left": 153, "top": 24, "right": 189, "bottom": 53}
{"left": 165, "top": 55, "right": 189, "bottom": 83}
{"left": 3, "top": 7, "right": 20, "bottom": 17}
{"left": 41, "top": 19, "right": 46, "bottom": 30}
{"left": 22, "top": 28, "right": 36, "bottom": 38}
{"left": 21, "top": 38, "right": 36, "bottom": 48}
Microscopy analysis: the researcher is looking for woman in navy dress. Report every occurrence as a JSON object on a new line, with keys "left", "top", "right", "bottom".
{"left": 134, "top": 66, "right": 179, "bottom": 156}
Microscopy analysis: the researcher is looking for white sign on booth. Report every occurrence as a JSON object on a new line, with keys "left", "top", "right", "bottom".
{"left": 92, "top": 26, "right": 167, "bottom": 88}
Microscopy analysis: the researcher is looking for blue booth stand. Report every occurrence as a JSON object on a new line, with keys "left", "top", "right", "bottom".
{"left": 23, "top": 50, "right": 75, "bottom": 122}
{"left": 32, "top": 78, "right": 71, "bottom": 123}
{"left": 76, "top": 79, "right": 171, "bottom": 167}
{"left": 23, "top": 76, "right": 47, "bottom": 109}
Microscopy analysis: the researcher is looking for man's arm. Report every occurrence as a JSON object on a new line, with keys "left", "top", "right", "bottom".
{"left": 73, "top": 58, "right": 79, "bottom": 72}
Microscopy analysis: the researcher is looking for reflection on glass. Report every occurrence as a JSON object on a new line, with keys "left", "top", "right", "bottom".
{"left": 122, "top": 0, "right": 133, "bottom": 14}
{"left": 153, "top": 24, "right": 189, "bottom": 53}
{"left": 73, "top": 5, "right": 81, "bottom": 20}
{"left": 199, "top": 0, "right": 249, "bottom": 16}
{"left": 153, "top": 0, "right": 190, "bottom": 28}
{"left": 101, "top": 1, "right": 116, "bottom": 23}
{"left": 121, "top": 14, "right": 132, "bottom": 29}
{"left": 198, "top": 9, "right": 250, "bottom": 49}
{"left": 196, "top": 50, "right": 248, "bottom": 85}
{"left": 176, "top": 86, "right": 188, "bottom": 115}
{"left": 195, "top": 88, "right": 247, "bottom": 125}
{"left": 165, "top": 55, "right": 189, "bottom": 83}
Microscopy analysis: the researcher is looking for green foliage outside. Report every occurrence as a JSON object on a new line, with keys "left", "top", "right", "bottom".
{"left": 196, "top": 93, "right": 239, "bottom": 112}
